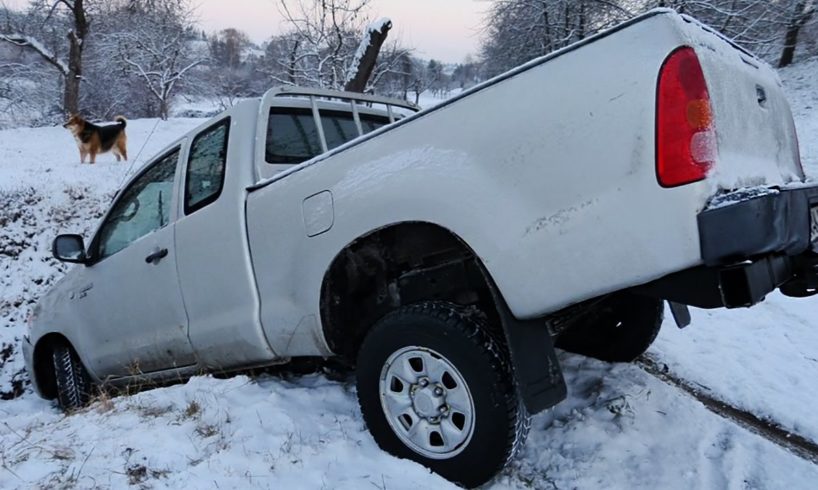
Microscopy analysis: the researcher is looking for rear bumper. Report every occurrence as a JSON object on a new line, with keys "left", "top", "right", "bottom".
{"left": 639, "top": 184, "right": 818, "bottom": 308}
{"left": 698, "top": 185, "right": 818, "bottom": 266}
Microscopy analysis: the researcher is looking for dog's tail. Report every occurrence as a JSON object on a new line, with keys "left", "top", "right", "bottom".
{"left": 115, "top": 115, "right": 127, "bottom": 128}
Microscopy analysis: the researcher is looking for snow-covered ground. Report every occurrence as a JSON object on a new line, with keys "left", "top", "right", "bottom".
{"left": 1, "top": 58, "right": 817, "bottom": 488}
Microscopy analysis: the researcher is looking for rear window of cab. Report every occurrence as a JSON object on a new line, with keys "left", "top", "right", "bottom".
{"left": 265, "top": 108, "right": 390, "bottom": 164}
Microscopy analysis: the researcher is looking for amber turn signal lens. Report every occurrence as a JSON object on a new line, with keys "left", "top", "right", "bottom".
{"left": 686, "top": 99, "right": 712, "bottom": 130}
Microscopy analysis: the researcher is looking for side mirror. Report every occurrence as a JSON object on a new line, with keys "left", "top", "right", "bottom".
{"left": 52, "top": 235, "right": 87, "bottom": 264}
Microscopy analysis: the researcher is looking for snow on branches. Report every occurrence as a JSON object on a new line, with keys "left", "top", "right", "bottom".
{"left": 0, "top": 34, "right": 69, "bottom": 75}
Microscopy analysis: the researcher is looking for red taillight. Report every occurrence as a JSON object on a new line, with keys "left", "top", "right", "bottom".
{"left": 656, "top": 47, "right": 717, "bottom": 187}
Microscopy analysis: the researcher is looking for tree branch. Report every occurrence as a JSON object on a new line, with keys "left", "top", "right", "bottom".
{"left": 0, "top": 33, "right": 69, "bottom": 75}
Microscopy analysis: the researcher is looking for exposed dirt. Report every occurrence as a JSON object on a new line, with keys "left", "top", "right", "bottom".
{"left": 638, "top": 354, "right": 818, "bottom": 465}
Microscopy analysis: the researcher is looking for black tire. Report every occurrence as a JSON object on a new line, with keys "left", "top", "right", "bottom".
{"left": 356, "top": 301, "right": 529, "bottom": 488}
{"left": 555, "top": 293, "right": 664, "bottom": 362}
{"left": 51, "top": 343, "right": 94, "bottom": 411}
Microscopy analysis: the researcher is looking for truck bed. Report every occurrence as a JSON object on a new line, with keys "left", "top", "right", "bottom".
{"left": 244, "top": 9, "right": 804, "bottom": 356}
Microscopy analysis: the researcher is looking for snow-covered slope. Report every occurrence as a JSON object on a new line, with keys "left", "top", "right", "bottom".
{"left": 4, "top": 352, "right": 818, "bottom": 489}
{"left": 780, "top": 56, "right": 818, "bottom": 173}
{"left": 1, "top": 58, "right": 817, "bottom": 488}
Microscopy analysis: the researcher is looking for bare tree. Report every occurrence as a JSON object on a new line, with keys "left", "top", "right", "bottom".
{"left": 0, "top": 0, "right": 90, "bottom": 114}
{"left": 276, "top": 0, "right": 370, "bottom": 89}
{"left": 205, "top": 28, "right": 257, "bottom": 107}
{"left": 778, "top": 0, "right": 815, "bottom": 67}
{"left": 481, "top": 0, "right": 633, "bottom": 78}
{"left": 482, "top": 0, "right": 818, "bottom": 76}
{"left": 0, "top": 50, "right": 59, "bottom": 127}
{"left": 364, "top": 40, "right": 412, "bottom": 94}
{"left": 451, "top": 55, "right": 483, "bottom": 90}
{"left": 210, "top": 28, "right": 251, "bottom": 69}
{"left": 405, "top": 57, "right": 431, "bottom": 104}
{"left": 259, "top": 33, "right": 302, "bottom": 85}
{"left": 115, "top": 0, "right": 202, "bottom": 119}
{"left": 651, "top": 0, "right": 818, "bottom": 62}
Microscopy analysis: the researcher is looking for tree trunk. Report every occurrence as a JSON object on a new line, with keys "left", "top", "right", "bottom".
{"left": 563, "top": 3, "right": 570, "bottom": 46}
{"left": 778, "top": 2, "right": 814, "bottom": 68}
{"left": 288, "top": 39, "right": 300, "bottom": 84}
{"left": 159, "top": 91, "right": 170, "bottom": 120}
{"left": 542, "top": 9, "right": 551, "bottom": 53}
{"left": 400, "top": 55, "right": 412, "bottom": 100}
{"left": 64, "top": 0, "right": 88, "bottom": 115}
{"left": 1, "top": 0, "right": 87, "bottom": 115}
{"left": 345, "top": 18, "right": 392, "bottom": 93}
{"left": 779, "top": 25, "right": 801, "bottom": 68}
{"left": 578, "top": 3, "right": 586, "bottom": 41}
{"left": 64, "top": 31, "right": 82, "bottom": 114}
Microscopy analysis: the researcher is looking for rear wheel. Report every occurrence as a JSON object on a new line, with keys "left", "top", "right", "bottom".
{"left": 555, "top": 293, "right": 664, "bottom": 362}
{"left": 356, "top": 301, "right": 528, "bottom": 488}
{"left": 51, "top": 343, "right": 94, "bottom": 411}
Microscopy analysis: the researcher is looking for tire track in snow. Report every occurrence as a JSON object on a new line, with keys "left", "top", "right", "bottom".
{"left": 636, "top": 355, "right": 818, "bottom": 465}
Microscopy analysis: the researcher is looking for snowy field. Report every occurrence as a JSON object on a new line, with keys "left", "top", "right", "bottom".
{"left": 1, "top": 59, "right": 818, "bottom": 488}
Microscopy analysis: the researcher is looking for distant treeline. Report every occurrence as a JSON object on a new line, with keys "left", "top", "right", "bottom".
{"left": 0, "top": 0, "right": 815, "bottom": 128}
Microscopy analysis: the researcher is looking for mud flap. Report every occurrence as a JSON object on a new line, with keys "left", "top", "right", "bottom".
{"left": 491, "top": 290, "right": 567, "bottom": 414}
{"left": 668, "top": 301, "right": 691, "bottom": 328}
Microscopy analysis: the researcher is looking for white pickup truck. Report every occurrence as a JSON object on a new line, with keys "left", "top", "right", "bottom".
{"left": 24, "top": 9, "right": 818, "bottom": 487}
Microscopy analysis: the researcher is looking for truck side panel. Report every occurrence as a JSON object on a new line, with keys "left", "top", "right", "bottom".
{"left": 245, "top": 13, "right": 716, "bottom": 355}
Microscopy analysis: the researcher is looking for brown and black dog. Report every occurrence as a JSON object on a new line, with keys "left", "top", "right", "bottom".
{"left": 63, "top": 114, "right": 128, "bottom": 164}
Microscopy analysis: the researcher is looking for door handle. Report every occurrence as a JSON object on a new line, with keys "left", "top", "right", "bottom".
{"left": 145, "top": 248, "right": 169, "bottom": 264}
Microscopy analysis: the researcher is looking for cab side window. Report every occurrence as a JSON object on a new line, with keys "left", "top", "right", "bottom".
{"left": 360, "top": 114, "right": 390, "bottom": 134}
{"left": 321, "top": 111, "right": 360, "bottom": 150}
{"left": 185, "top": 118, "right": 230, "bottom": 214}
{"left": 266, "top": 109, "right": 322, "bottom": 164}
{"left": 96, "top": 149, "right": 180, "bottom": 260}
{"left": 265, "top": 107, "right": 394, "bottom": 164}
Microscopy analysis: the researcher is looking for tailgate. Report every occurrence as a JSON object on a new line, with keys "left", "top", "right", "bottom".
{"left": 681, "top": 18, "right": 804, "bottom": 188}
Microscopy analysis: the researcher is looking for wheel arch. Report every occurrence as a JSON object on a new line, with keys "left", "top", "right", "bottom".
{"left": 31, "top": 332, "right": 74, "bottom": 400}
{"left": 319, "top": 221, "right": 502, "bottom": 361}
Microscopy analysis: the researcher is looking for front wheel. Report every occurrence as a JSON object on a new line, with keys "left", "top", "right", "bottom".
{"left": 356, "top": 302, "right": 529, "bottom": 488}
{"left": 52, "top": 343, "right": 94, "bottom": 411}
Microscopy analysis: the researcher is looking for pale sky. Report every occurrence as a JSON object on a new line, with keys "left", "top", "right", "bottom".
{"left": 4, "top": 0, "right": 488, "bottom": 63}
{"left": 193, "top": 0, "right": 487, "bottom": 63}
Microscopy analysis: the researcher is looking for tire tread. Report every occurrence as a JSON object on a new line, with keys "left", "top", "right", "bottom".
{"left": 358, "top": 301, "right": 529, "bottom": 487}
{"left": 51, "top": 344, "right": 92, "bottom": 411}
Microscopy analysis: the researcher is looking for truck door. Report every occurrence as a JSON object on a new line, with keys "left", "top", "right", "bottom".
{"left": 174, "top": 114, "right": 277, "bottom": 368}
{"left": 81, "top": 147, "right": 197, "bottom": 377}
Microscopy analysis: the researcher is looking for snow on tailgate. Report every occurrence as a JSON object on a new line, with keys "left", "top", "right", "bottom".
{"left": 676, "top": 15, "right": 804, "bottom": 189}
